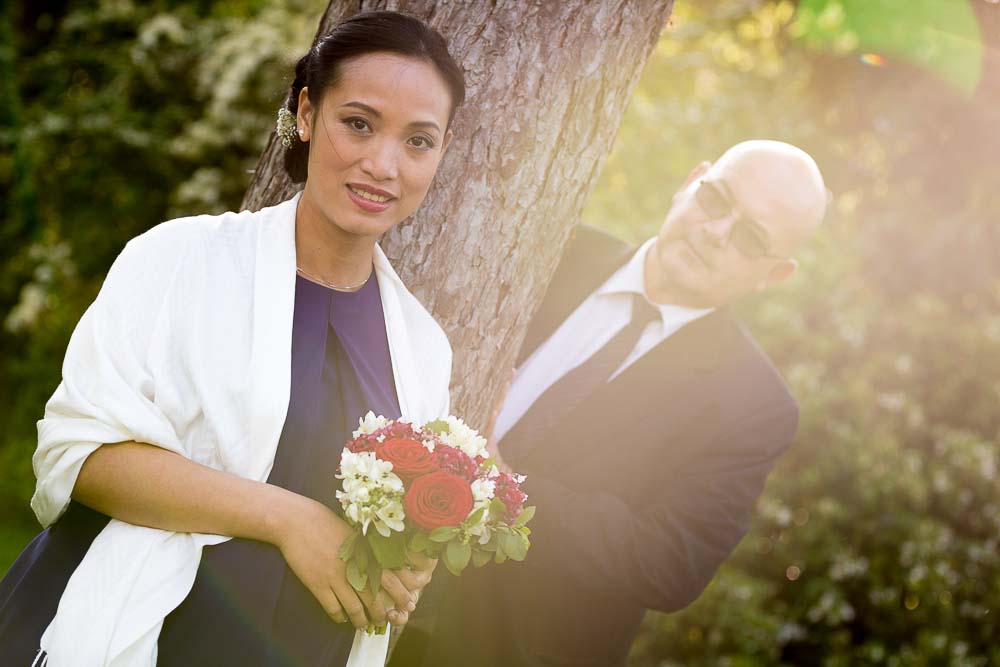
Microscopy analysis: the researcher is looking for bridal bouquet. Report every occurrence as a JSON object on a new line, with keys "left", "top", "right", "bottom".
{"left": 336, "top": 412, "right": 534, "bottom": 632}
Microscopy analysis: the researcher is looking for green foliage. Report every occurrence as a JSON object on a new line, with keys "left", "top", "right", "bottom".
{"left": 443, "top": 538, "right": 471, "bottom": 576}
{"left": 368, "top": 529, "right": 407, "bottom": 570}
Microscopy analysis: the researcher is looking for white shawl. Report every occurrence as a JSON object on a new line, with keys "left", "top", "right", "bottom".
{"left": 31, "top": 193, "right": 452, "bottom": 666}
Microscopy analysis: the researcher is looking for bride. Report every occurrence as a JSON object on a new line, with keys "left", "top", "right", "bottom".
{"left": 0, "top": 10, "right": 465, "bottom": 666}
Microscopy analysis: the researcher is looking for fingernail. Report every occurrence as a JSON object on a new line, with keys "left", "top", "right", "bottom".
{"left": 406, "top": 600, "right": 416, "bottom": 612}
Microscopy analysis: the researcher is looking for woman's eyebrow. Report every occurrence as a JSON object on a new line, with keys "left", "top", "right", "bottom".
{"left": 342, "top": 100, "right": 381, "bottom": 116}
{"left": 340, "top": 101, "right": 441, "bottom": 134}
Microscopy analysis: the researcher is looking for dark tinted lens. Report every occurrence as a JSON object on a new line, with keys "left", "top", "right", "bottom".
{"left": 696, "top": 181, "right": 730, "bottom": 218}
{"left": 730, "top": 222, "right": 768, "bottom": 258}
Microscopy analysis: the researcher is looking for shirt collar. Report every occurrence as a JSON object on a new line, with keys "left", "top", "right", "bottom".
{"left": 597, "top": 238, "right": 714, "bottom": 325}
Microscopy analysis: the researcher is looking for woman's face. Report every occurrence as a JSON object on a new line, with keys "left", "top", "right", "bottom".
{"left": 296, "top": 52, "right": 453, "bottom": 238}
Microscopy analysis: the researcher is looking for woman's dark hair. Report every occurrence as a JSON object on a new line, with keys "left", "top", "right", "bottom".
{"left": 282, "top": 11, "right": 466, "bottom": 183}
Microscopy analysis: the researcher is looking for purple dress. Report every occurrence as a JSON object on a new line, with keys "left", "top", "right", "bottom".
{"left": 0, "top": 273, "right": 400, "bottom": 667}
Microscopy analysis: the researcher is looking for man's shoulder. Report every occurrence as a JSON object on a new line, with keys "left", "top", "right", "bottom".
{"left": 695, "top": 310, "right": 797, "bottom": 411}
{"left": 558, "top": 225, "right": 635, "bottom": 274}
{"left": 542, "top": 225, "right": 637, "bottom": 310}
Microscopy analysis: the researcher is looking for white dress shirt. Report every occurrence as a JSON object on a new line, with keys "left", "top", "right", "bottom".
{"left": 494, "top": 238, "right": 712, "bottom": 444}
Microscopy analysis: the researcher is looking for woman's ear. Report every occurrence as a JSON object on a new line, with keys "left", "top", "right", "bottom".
{"left": 297, "top": 87, "right": 313, "bottom": 142}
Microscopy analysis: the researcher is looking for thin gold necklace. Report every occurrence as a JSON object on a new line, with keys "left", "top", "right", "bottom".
{"left": 295, "top": 265, "right": 372, "bottom": 292}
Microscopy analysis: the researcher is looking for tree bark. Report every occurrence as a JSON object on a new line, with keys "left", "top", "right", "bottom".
{"left": 243, "top": 0, "right": 674, "bottom": 430}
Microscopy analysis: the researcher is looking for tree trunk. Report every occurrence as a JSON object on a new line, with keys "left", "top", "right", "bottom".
{"left": 243, "top": 0, "right": 674, "bottom": 429}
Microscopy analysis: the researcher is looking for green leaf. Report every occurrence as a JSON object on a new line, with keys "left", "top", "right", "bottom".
{"left": 424, "top": 419, "right": 450, "bottom": 434}
{"left": 443, "top": 539, "right": 472, "bottom": 576}
{"left": 463, "top": 506, "right": 486, "bottom": 528}
{"left": 499, "top": 530, "right": 527, "bottom": 560}
{"left": 472, "top": 548, "right": 492, "bottom": 568}
{"left": 408, "top": 531, "right": 431, "bottom": 553}
{"left": 354, "top": 539, "right": 370, "bottom": 570}
{"left": 490, "top": 498, "right": 509, "bottom": 520}
{"left": 514, "top": 505, "right": 536, "bottom": 526}
{"left": 429, "top": 526, "right": 459, "bottom": 542}
{"left": 510, "top": 534, "right": 529, "bottom": 561}
{"left": 338, "top": 532, "right": 359, "bottom": 561}
{"left": 346, "top": 558, "right": 367, "bottom": 592}
{"left": 368, "top": 530, "right": 407, "bottom": 570}
{"left": 368, "top": 559, "right": 383, "bottom": 596}
{"left": 494, "top": 550, "right": 508, "bottom": 564}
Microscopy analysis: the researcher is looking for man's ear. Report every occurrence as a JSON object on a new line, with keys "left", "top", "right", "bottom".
{"left": 297, "top": 87, "right": 314, "bottom": 141}
{"left": 756, "top": 259, "right": 798, "bottom": 291}
{"left": 674, "top": 161, "right": 712, "bottom": 200}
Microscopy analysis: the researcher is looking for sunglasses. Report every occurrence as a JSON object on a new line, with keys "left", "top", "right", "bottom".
{"left": 695, "top": 180, "right": 785, "bottom": 260}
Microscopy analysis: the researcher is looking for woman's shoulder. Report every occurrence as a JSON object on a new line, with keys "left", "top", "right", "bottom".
{"left": 125, "top": 196, "right": 298, "bottom": 265}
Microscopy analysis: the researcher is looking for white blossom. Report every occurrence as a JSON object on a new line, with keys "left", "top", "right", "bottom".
{"left": 438, "top": 415, "right": 489, "bottom": 458}
{"left": 375, "top": 500, "right": 406, "bottom": 536}
{"left": 471, "top": 478, "right": 496, "bottom": 503}
{"left": 465, "top": 500, "right": 493, "bottom": 545}
{"left": 352, "top": 411, "right": 390, "bottom": 438}
{"left": 336, "top": 450, "right": 405, "bottom": 535}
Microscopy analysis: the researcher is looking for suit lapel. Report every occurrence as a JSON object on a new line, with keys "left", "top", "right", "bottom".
{"left": 511, "top": 306, "right": 744, "bottom": 470}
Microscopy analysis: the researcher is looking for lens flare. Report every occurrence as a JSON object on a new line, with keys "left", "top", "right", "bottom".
{"left": 859, "top": 53, "right": 887, "bottom": 67}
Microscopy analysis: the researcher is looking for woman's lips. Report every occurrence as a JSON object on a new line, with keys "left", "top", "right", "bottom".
{"left": 346, "top": 184, "right": 394, "bottom": 213}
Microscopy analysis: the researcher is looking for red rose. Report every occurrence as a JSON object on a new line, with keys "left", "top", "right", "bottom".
{"left": 403, "top": 471, "right": 474, "bottom": 531}
{"left": 375, "top": 438, "right": 439, "bottom": 481}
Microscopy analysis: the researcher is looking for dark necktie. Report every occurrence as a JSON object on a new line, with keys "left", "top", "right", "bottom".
{"left": 501, "top": 293, "right": 660, "bottom": 459}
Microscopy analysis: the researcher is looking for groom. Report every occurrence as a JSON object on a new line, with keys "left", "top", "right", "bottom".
{"left": 392, "top": 140, "right": 828, "bottom": 666}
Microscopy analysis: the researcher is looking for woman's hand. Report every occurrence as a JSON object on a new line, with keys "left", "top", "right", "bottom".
{"left": 272, "top": 494, "right": 415, "bottom": 630}
{"left": 391, "top": 550, "right": 438, "bottom": 600}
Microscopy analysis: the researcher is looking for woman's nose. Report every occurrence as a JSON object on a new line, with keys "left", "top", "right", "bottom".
{"left": 360, "top": 138, "right": 399, "bottom": 181}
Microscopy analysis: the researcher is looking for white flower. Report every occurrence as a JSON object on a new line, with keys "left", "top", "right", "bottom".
{"left": 438, "top": 415, "right": 488, "bottom": 458}
{"left": 421, "top": 438, "right": 436, "bottom": 453}
{"left": 471, "top": 478, "right": 496, "bottom": 503}
{"left": 465, "top": 499, "right": 493, "bottom": 545}
{"left": 353, "top": 411, "right": 390, "bottom": 438}
{"left": 336, "top": 450, "right": 404, "bottom": 534}
{"left": 485, "top": 465, "right": 500, "bottom": 479}
{"left": 374, "top": 499, "right": 406, "bottom": 536}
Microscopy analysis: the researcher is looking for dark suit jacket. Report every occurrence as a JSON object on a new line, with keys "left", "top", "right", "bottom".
{"left": 392, "top": 226, "right": 799, "bottom": 667}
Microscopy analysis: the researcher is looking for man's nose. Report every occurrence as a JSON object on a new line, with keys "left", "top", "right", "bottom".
{"left": 702, "top": 213, "right": 738, "bottom": 247}
{"left": 360, "top": 138, "right": 400, "bottom": 181}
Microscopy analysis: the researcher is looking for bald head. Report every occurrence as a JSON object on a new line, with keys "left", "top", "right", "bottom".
{"left": 712, "top": 140, "right": 828, "bottom": 252}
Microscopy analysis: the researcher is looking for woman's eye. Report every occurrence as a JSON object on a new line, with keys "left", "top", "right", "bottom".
{"left": 345, "top": 117, "right": 371, "bottom": 132}
{"left": 408, "top": 135, "right": 435, "bottom": 150}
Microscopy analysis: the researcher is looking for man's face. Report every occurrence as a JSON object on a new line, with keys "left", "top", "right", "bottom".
{"left": 646, "top": 142, "right": 826, "bottom": 308}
